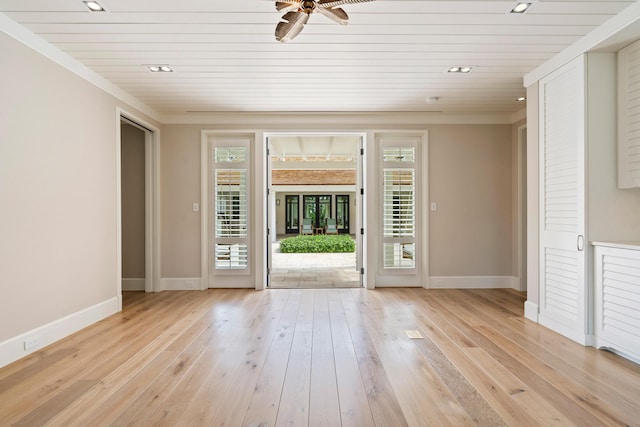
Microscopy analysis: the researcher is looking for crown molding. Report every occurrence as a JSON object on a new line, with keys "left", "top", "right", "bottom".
{"left": 0, "top": 12, "right": 162, "bottom": 123}
{"left": 160, "top": 111, "right": 519, "bottom": 126}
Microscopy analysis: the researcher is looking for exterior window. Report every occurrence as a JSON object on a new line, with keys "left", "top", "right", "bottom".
{"left": 380, "top": 144, "right": 417, "bottom": 270}
{"left": 213, "top": 145, "right": 249, "bottom": 271}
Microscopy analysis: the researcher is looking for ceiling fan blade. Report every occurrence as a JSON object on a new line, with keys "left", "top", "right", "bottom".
{"left": 275, "top": 11, "right": 310, "bottom": 42}
{"left": 318, "top": 0, "right": 374, "bottom": 8}
{"left": 276, "top": 1, "right": 301, "bottom": 13}
{"left": 316, "top": 6, "right": 348, "bottom": 25}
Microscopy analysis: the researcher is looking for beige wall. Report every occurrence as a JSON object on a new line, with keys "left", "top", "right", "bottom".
{"left": 0, "top": 33, "right": 159, "bottom": 343}
{"left": 121, "top": 123, "right": 145, "bottom": 279}
{"left": 428, "top": 125, "right": 513, "bottom": 277}
{"left": 586, "top": 53, "right": 640, "bottom": 241}
{"left": 161, "top": 124, "right": 516, "bottom": 279}
{"left": 160, "top": 125, "right": 202, "bottom": 278}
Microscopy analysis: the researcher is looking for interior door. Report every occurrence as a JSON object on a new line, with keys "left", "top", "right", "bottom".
{"left": 538, "top": 56, "right": 588, "bottom": 344}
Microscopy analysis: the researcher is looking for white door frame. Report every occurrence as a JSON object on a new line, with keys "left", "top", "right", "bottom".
{"left": 116, "top": 108, "right": 161, "bottom": 309}
{"left": 517, "top": 124, "right": 527, "bottom": 292}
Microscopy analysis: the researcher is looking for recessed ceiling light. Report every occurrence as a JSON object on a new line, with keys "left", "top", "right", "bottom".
{"left": 516, "top": 97, "right": 526, "bottom": 102}
{"left": 147, "top": 65, "right": 173, "bottom": 73}
{"left": 448, "top": 66, "right": 473, "bottom": 73}
{"left": 83, "top": 1, "right": 105, "bottom": 12}
{"left": 510, "top": 2, "right": 531, "bottom": 13}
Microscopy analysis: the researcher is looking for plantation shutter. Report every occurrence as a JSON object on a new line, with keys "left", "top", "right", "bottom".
{"left": 380, "top": 143, "right": 417, "bottom": 271}
{"left": 212, "top": 141, "right": 250, "bottom": 272}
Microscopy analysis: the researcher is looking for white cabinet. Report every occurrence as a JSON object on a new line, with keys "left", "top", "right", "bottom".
{"left": 592, "top": 242, "right": 640, "bottom": 363}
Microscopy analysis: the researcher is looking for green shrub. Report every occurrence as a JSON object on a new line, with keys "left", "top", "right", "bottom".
{"left": 279, "top": 234, "right": 355, "bottom": 253}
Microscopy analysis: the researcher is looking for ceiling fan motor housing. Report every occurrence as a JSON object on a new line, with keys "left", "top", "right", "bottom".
{"left": 301, "top": 0, "right": 316, "bottom": 13}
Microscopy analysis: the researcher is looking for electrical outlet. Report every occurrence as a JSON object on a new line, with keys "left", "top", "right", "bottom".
{"left": 24, "top": 336, "right": 39, "bottom": 351}
{"left": 185, "top": 281, "right": 195, "bottom": 289}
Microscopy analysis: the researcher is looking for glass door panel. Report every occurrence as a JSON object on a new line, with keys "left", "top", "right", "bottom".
{"left": 285, "top": 195, "right": 299, "bottom": 234}
{"left": 318, "top": 195, "right": 331, "bottom": 228}
{"left": 302, "top": 195, "right": 332, "bottom": 230}
{"left": 336, "top": 195, "right": 350, "bottom": 233}
{"left": 303, "top": 196, "right": 317, "bottom": 228}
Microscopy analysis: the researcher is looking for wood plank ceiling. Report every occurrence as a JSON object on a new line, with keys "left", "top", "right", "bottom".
{"left": 0, "top": 0, "right": 635, "bottom": 115}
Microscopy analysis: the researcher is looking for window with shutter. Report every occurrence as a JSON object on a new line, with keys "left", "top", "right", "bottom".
{"left": 380, "top": 144, "right": 417, "bottom": 270}
{"left": 212, "top": 142, "right": 250, "bottom": 272}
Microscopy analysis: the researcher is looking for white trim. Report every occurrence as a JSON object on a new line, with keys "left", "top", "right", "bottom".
{"left": 524, "top": 1, "right": 640, "bottom": 87}
{"left": 0, "top": 298, "right": 118, "bottom": 369}
{"left": 539, "top": 314, "right": 590, "bottom": 346}
{"left": 162, "top": 112, "right": 517, "bottom": 126}
{"left": 592, "top": 336, "right": 640, "bottom": 365}
{"left": 524, "top": 301, "right": 539, "bottom": 322}
{"left": 115, "top": 112, "right": 123, "bottom": 309}
{"left": 517, "top": 124, "right": 527, "bottom": 292}
{"left": 161, "top": 278, "right": 204, "bottom": 291}
{"left": 122, "top": 278, "right": 145, "bottom": 291}
{"left": 200, "top": 133, "right": 209, "bottom": 290}
{"left": 429, "top": 276, "right": 519, "bottom": 289}
{"left": 421, "top": 131, "right": 430, "bottom": 289}
{"left": 117, "top": 108, "right": 162, "bottom": 296}
{"left": 0, "top": 12, "right": 161, "bottom": 122}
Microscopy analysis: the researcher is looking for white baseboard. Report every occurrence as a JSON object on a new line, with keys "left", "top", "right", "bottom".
{"left": 122, "top": 278, "right": 145, "bottom": 291}
{"left": 161, "top": 277, "right": 203, "bottom": 291}
{"left": 429, "top": 276, "right": 519, "bottom": 289}
{"left": 524, "top": 300, "right": 539, "bottom": 322}
{"left": 0, "top": 297, "right": 118, "bottom": 369}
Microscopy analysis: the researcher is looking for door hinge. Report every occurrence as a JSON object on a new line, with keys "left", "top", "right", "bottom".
{"left": 360, "top": 188, "right": 364, "bottom": 195}
{"left": 360, "top": 148, "right": 364, "bottom": 155}
{"left": 360, "top": 228, "right": 364, "bottom": 235}
{"left": 267, "top": 228, "right": 270, "bottom": 236}
{"left": 360, "top": 267, "right": 365, "bottom": 275}
{"left": 267, "top": 188, "right": 270, "bottom": 196}
{"left": 267, "top": 147, "right": 270, "bottom": 156}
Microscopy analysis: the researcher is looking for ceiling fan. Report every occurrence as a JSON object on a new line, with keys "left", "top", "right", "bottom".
{"left": 270, "top": 0, "right": 375, "bottom": 42}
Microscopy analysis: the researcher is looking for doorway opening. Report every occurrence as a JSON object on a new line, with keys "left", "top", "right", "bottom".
{"left": 117, "top": 112, "right": 160, "bottom": 308}
{"left": 266, "top": 133, "right": 364, "bottom": 288}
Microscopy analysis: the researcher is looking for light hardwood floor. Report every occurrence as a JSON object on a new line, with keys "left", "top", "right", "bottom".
{"left": 1, "top": 288, "right": 639, "bottom": 426}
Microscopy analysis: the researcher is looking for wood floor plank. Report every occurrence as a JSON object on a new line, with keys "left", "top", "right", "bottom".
{"left": 340, "top": 290, "right": 410, "bottom": 427}
{"left": 308, "top": 290, "right": 341, "bottom": 427}
{"left": 399, "top": 289, "right": 541, "bottom": 427}
{"left": 363, "top": 289, "right": 483, "bottom": 427}
{"left": 0, "top": 288, "right": 639, "bottom": 427}
{"left": 275, "top": 290, "right": 314, "bottom": 426}
{"left": 12, "top": 379, "right": 100, "bottom": 427}
{"left": 423, "top": 290, "right": 615, "bottom": 426}
{"left": 242, "top": 290, "right": 302, "bottom": 427}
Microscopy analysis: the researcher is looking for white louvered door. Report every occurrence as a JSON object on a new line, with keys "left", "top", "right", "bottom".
{"left": 618, "top": 39, "right": 640, "bottom": 189}
{"left": 538, "top": 56, "right": 588, "bottom": 344}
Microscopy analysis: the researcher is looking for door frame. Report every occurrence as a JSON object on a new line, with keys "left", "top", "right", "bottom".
{"left": 116, "top": 108, "right": 161, "bottom": 308}
{"left": 517, "top": 124, "right": 527, "bottom": 292}
{"left": 264, "top": 131, "right": 366, "bottom": 288}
